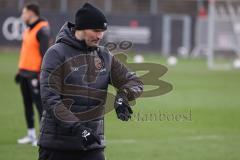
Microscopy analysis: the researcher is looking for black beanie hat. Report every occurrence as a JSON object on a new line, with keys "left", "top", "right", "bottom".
{"left": 75, "top": 3, "right": 107, "bottom": 30}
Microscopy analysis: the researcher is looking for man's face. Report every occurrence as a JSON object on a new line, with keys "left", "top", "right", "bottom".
{"left": 83, "top": 29, "right": 104, "bottom": 47}
{"left": 21, "top": 8, "right": 33, "bottom": 25}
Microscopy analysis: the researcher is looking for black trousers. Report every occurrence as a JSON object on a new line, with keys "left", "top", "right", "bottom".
{"left": 39, "top": 147, "right": 105, "bottom": 160}
{"left": 19, "top": 76, "right": 43, "bottom": 129}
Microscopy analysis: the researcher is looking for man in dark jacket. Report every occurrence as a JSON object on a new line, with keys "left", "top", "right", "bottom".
{"left": 15, "top": 3, "right": 50, "bottom": 146}
{"left": 39, "top": 3, "right": 143, "bottom": 160}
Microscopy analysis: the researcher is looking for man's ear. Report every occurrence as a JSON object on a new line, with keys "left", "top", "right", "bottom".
{"left": 75, "top": 30, "right": 85, "bottom": 40}
{"left": 82, "top": 30, "right": 87, "bottom": 37}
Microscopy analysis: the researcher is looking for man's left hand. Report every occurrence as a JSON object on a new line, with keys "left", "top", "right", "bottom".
{"left": 114, "top": 91, "right": 133, "bottom": 121}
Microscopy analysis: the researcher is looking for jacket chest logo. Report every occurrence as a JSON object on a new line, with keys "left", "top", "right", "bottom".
{"left": 69, "top": 56, "right": 106, "bottom": 73}
{"left": 94, "top": 57, "right": 105, "bottom": 72}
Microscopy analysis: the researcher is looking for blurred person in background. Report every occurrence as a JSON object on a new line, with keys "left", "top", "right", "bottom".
{"left": 15, "top": 3, "right": 50, "bottom": 146}
{"left": 38, "top": 3, "right": 143, "bottom": 160}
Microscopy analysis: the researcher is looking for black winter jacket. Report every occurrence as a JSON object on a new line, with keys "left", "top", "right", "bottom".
{"left": 38, "top": 22, "right": 143, "bottom": 151}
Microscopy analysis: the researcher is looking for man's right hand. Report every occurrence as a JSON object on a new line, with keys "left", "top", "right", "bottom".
{"left": 14, "top": 73, "right": 21, "bottom": 84}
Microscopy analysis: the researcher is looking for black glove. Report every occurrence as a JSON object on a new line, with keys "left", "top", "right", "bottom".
{"left": 15, "top": 73, "right": 21, "bottom": 84}
{"left": 82, "top": 128, "right": 101, "bottom": 146}
{"left": 114, "top": 91, "right": 133, "bottom": 121}
{"left": 79, "top": 126, "right": 101, "bottom": 146}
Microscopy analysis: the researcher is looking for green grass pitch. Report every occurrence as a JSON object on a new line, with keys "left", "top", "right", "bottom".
{"left": 0, "top": 51, "right": 239, "bottom": 160}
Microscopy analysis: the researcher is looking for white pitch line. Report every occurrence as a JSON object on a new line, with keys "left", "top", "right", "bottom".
{"left": 185, "top": 135, "right": 223, "bottom": 141}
